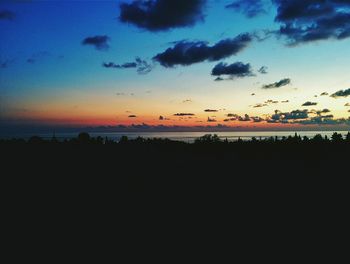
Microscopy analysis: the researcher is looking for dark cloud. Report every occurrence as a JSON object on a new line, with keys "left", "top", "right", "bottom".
{"left": 345, "top": 103, "right": 350, "bottom": 107}
{"left": 224, "top": 118, "right": 237, "bottom": 122}
{"left": 253, "top": 103, "right": 268, "bottom": 108}
{"left": 302, "top": 101, "right": 318, "bottom": 106}
{"left": 82, "top": 35, "right": 110, "bottom": 50}
{"left": 174, "top": 113, "right": 195, "bottom": 116}
{"left": 103, "top": 58, "right": 152, "bottom": 74}
{"left": 26, "top": 51, "right": 50, "bottom": 64}
{"left": 258, "top": 66, "right": 268, "bottom": 74}
{"left": 182, "top": 99, "right": 192, "bottom": 103}
{"left": 308, "top": 109, "right": 333, "bottom": 119}
{"left": 116, "top": 92, "right": 135, "bottom": 96}
{"left": 283, "top": 110, "right": 309, "bottom": 120}
{"left": 134, "top": 58, "right": 153, "bottom": 74}
{"left": 0, "top": 60, "right": 11, "bottom": 68}
{"left": 320, "top": 114, "right": 334, "bottom": 119}
{"left": 281, "top": 100, "right": 289, "bottom": 103}
{"left": 265, "top": 99, "right": 278, "bottom": 104}
{"left": 119, "top": 0, "right": 206, "bottom": 32}
{"left": 214, "top": 77, "right": 224, "bottom": 81}
{"left": 315, "top": 109, "right": 331, "bottom": 115}
{"left": 226, "top": 0, "right": 267, "bottom": 18}
{"left": 330, "top": 88, "right": 350, "bottom": 98}
{"left": 238, "top": 114, "right": 251, "bottom": 122}
{"left": 103, "top": 62, "right": 137, "bottom": 69}
{"left": 273, "top": 0, "right": 350, "bottom": 45}
{"left": 153, "top": 33, "right": 253, "bottom": 67}
{"left": 207, "top": 117, "right": 217, "bottom": 122}
{"left": 320, "top": 92, "right": 329, "bottom": 96}
{"left": 128, "top": 115, "right": 137, "bottom": 118}
{"left": 296, "top": 116, "right": 350, "bottom": 125}
{"left": 0, "top": 10, "right": 15, "bottom": 20}
{"left": 204, "top": 109, "right": 218, "bottom": 112}
{"left": 262, "top": 78, "right": 291, "bottom": 89}
{"left": 211, "top": 62, "right": 254, "bottom": 79}
{"left": 27, "top": 58, "right": 35, "bottom": 64}
{"left": 218, "top": 108, "right": 348, "bottom": 126}
{"left": 270, "top": 109, "right": 309, "bottom": 122}
{"left": 224, "top": 113, "right": 244, "bottom": 122}
{"left": 252, "top": 116, "right": 264, "bottom": 122}
{"left": 159, "top": 116, "right": 171, "bottom": 120}
{"left": 227, "top": 113, "right": 239, "bottom": 118}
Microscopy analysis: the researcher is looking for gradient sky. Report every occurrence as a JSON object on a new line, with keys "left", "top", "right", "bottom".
{"left": 1, "top": 0, "right": 350, "bottom": 132}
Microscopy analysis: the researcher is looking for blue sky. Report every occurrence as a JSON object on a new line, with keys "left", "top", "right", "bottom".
{"left": 1, "top": 0, "right": 350, "bottom": 132}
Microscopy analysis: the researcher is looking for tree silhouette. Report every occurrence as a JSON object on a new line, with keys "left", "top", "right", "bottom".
{"left": 119, "top": 136, "right": 129, "bottom": 143}
{"left": 312, "top": 134, "right": 324, "bottom": 143}
{"left": 331, "top": 132, "right": 343, "bottom": 142}
{"left": 78, "top": 132, "right": 90, "bottom": 144}
{"left": 195, "top": 134, "right": 221, "bottom": 144}
{"left": 346, "top": 132, "right": 350, "bottom": 142}
{"left": 29, "top": 136, "right": 44, "bottom": 144}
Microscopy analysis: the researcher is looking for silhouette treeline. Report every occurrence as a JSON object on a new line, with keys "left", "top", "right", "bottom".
{"left": 1, "top": 131, "right": 349, "bottom": 193}
{"left": 1, "top": 131, "right": 349, "bottom": 145}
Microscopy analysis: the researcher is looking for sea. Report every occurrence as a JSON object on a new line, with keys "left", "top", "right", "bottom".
{"left": 2, "top": 131, "right": 349, "bottom": 143}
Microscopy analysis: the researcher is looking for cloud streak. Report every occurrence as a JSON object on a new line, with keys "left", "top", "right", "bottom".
{"left": 262, "top": 78, "right": 291, "bottom": 89}
{"left": 103, "top": 58, "right": 153, "bottom": 74}
{"left": 302, "top": 101, "right": 318, "bottom": 106}
{"left": 258, "top": 66, "right": 268, "bottom": 74}
{"left": 226, "top": 0, "right": 267, "bottom": 18}
{"left": 174, "top": 113, "right": 195, "bottom": 116}
{"left": 82, "top": 35, "right": 110, "bottom": 50}
{"left": 211, "top": 62, "right": 254, "bottom": 79}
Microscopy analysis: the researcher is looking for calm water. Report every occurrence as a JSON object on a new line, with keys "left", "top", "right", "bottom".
{"left": 3, "top": 131, "right": 349, "bottom": 143}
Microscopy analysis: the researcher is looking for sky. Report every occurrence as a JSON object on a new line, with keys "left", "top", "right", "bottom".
{"left": 1, "top": 0, "right": 350, "bottom": 133}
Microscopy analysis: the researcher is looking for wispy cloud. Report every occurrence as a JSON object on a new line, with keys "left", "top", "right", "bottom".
{"left": 262, "top": 78, "right": 291, "bottom": 89}
{"left": 302, "top": 101, "right": 318, "bottom": 106}
{"left": 258, "top": 66, "right": 268, "bottom": 74}
{"left": 226, "top": 0, "right": 268, "bottom": 18}
{"left": 103, "top": 58, "right": 153, "bottom": 74}
{"left": 174, "top": 113, "right": 195, "bottom": 116}
{"left": 82, "top": 35, "right": 110, "bottom": 51}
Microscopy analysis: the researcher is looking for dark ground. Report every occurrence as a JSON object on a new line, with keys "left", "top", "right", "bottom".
{"left": 1, "top": 133, "right": 349, "bottom": 256}
{"left": 1, "top": 133, "right": 349, "bottom": 194}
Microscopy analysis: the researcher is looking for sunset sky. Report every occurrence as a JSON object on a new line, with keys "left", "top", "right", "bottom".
{"left": 1, "top": 0, "right": 350, "bottom": 132}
